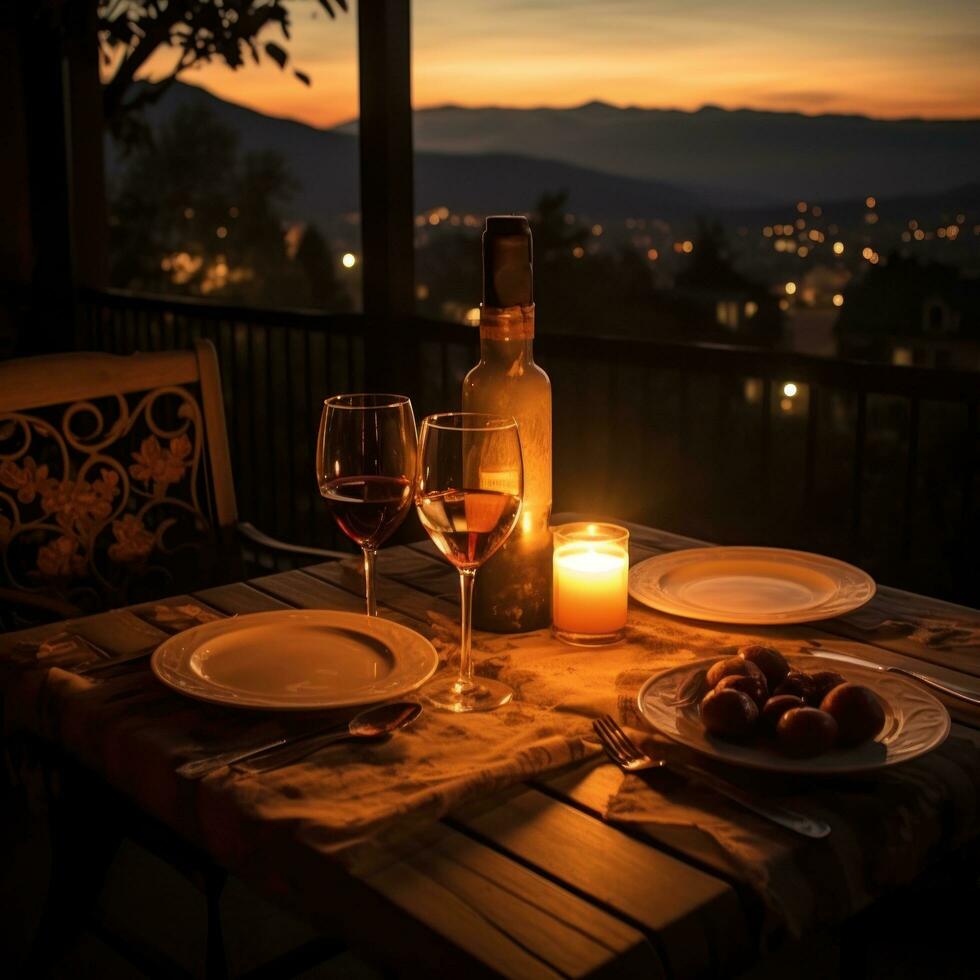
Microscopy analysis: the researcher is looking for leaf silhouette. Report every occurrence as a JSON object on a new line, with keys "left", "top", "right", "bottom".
{"left": 265, "top": 42, "right": 288, "bottom": 69}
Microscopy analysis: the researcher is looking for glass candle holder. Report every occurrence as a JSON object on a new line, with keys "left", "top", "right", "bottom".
{"left": 552, "top": 523, "right": 629, "bottom": 645}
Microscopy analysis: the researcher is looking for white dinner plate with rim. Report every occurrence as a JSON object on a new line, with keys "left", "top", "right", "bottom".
{"left": 151, "top": 610, "right": 439, "bottom": 710}
{"left": 637, "top": 654, "right": 950, "bottom": 775}
{"left": 629, "top": 546, "right": 875, "bottom": 624}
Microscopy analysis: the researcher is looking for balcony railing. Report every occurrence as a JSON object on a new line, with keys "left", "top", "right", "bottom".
{"left": 76, "top": 287, "right": 979, "bottom": 605}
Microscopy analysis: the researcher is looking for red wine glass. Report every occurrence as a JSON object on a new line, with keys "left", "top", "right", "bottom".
{"left": 316, "top": 394, "right": 417, "bottom": 615}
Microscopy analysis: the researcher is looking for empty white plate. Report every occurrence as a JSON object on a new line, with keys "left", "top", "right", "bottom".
{"left": 152, "top": 610, "right": 439, "bottom": 710}
{"left": 629, "top": 547, "right": 875, "bottom": 624}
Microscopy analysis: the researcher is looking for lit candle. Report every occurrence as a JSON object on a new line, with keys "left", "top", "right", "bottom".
{"left": 552, "top": 523, "right": 629, "bottom": 645}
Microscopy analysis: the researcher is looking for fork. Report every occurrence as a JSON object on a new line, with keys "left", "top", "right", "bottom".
{"left": 593, "top": 715, "right": 831, "bottom": 839}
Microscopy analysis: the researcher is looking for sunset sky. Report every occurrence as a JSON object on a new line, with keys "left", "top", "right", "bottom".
{"left": 142, "top": 0, "right": 980, "bottom": 128}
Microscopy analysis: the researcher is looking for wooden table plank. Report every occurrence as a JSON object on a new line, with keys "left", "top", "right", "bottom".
{"left": 537, "top": 762, "right": 741, "bottom": 882}
{"left": 304, "top": 560, "right": 459, "bottom": 625}
{"left": 452, "top": 787, "right": 747, "bottom": 980}
{"left": 363, "top": 827, "right": 662, "bottom": 979}
{"left": 194, "top": 581, "right": 293, "bottom": 615}
{"left": 248, "top": 569, "right": 366, "bottom": 613}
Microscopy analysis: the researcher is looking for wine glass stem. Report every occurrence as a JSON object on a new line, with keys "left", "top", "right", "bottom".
{"left": 456, "top": 568, "right": 476, "bottom": 694}
{"left": 363, "top": 547, "right": 378, "bottom": 616}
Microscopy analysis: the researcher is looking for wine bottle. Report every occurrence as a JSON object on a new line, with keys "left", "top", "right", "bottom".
{"left": 462, "top": 215, "right": 553, "bottom": 631}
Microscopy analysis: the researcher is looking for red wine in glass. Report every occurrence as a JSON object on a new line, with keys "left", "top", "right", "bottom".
{"left": 316, "top": 394, "right": 417, "bottom": 616}
{"left": 321, "top": 475, "right": 413, "bottom": 550}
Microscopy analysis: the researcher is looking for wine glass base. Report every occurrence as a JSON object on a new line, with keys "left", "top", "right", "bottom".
{"left": 423, "top": 675, "right": 513, "bottom": 713}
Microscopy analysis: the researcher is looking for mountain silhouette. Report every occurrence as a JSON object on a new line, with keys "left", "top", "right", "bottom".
{"left": 335, "top": 102, "right": 980, "bottom": 205}
{"left": 122, "top": 83, "right": 700, "bottom": 228}
{"left": 120, "top": 83, "right": 980, "bottom": 226}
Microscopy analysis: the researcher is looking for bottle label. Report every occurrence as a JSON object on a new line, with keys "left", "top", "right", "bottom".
{"left": 480, "top": 304, "right": 535, "bottom": 341}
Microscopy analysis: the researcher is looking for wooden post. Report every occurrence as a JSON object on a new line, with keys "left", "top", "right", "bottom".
{"left": 18, "top": 1, "right": 77, "bottom": 353}
{"left": 64, "top": 0, "right": 109, "bottom": 290}
{"left": 357, "top": 0, "right": 416, "bottom": 392}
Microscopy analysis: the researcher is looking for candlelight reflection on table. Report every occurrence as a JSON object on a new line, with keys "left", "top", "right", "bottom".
{"left": 552, "top": 523, "right": 629, "bottom": 645}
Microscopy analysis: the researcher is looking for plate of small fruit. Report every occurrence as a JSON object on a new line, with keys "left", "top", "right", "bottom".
{"left": 637, "top": 645, "right": 950, "bottom": 774}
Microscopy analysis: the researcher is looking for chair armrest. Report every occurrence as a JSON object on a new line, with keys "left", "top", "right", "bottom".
{"left": 237, "top": 522, "right": 351, "bottom": 562}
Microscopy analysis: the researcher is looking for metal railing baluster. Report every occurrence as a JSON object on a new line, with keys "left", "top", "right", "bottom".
{"left": 902, "top": 397, "right": 920, "bottom": 561}
{"left": 850, "top": 391, "right": 868, "bottom": 557}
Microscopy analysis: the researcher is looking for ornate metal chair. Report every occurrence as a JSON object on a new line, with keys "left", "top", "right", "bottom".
{"left": 1, "top": 341, "right": 348, "bottom": 976}
{"left": 0, "top": 340, "right": 343, "bottom": 630}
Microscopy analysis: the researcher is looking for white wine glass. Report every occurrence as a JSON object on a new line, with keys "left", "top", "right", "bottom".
{"left": 316, "top": 394, "right": 418, "bottom": 616}
{"left": 415, "top": 413, "right": 523, "bottom": 712}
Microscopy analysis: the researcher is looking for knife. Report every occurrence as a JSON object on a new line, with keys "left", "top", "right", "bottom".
{"left": 810, "top": 650, "right": 980, "bottom": 708}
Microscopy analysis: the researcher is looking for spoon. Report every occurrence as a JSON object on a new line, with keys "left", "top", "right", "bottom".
{"left": 177, "top": 701, "right": 423, "bottom": 780}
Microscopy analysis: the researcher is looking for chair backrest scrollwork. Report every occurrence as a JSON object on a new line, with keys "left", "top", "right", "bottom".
{"left": 0, "top": 342, "right": 238, "bottom": 628}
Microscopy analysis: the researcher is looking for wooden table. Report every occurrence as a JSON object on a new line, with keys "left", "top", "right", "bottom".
{"left": 4, "top": 517, "right": 980, "bottom": 979}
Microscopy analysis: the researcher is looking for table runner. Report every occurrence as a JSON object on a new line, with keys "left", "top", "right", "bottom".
{"left": 4, "top": 588, "right": 980, "bottom": 947}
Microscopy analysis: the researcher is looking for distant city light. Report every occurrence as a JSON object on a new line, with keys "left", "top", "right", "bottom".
{"left": 797, "top": 246, "right": 809, "bottom": 257}
{"left": 785, "top": 281, "right": 797, "bottom": 295}
{"left": 437, "top": 206, "right": 450, "bottom": 220}
{"left": 464, "top": 307, "right": 481, "bottom": 326}
{"left": 833, "top": 241, "right": 845, "bottom": 255}
{"left": 812, "top": 206, "right": 823, "bottom": 217}
{"left": 833, "top": 293, "right": 845, "bottom": 307}
{"left": 797, "top": 201, "right": 807, "bottom": 213}
{"left": 229, "top": 206, "right": 239, "bottom": 218}
{"left": 763, "top": 226, "right": 773, "bottom": 237}
{"left": 592, "top": 224, "right": 603, "bottom": 236}
{"left": 779, "top": 298, "right": 790, "bottom": 311}
{"left": 416, "top": 283, "right": 429, "bottom": 300}
{"left": 216, "top": 226, "right": 227, "bottom": 239}
{"left": 862, "top": 247, "right": 874, "bottom": 260}
{"left": 783, "top": 382, "right": 798, "bottom": 397}
{"left": 795, "top": 218, "right": 806, "bottom": 230}
{"left": 184, "top": 207, "right": 195, "bottom": 220}
{"left": 865, "top": 196, "right": 876, "bottom": 209}
{"left": 744, "top": 301, "right": 758, "bottom": 318}
{"left": 646, "top": 248, "right": 659, "bottom": 261}
{"left": 682, "top": 240, "right": 693, "bottom": 253}
{"left": 572, "top": 246, "right": 585, "bottom": 258}
{"left": 428, "top": 214, "right": 440, "bottom": 225}
{"left": 913, "top": 229, "right": 925, "bottom": 240}
{"left": 342, "top": 252, "right": 356, "bottom": 268}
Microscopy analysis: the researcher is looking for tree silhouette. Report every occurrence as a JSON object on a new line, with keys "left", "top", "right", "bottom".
{"left": 98, "top": 1, "right": 349, "bottom": 141}
{"left": 109, "top": 102, "right": 351, "bottom": 309}
{"left": 110, "top": 102, "right": 293, "bottom": 302}
{"left": 295, "top": 225, "right": 351, "bottom": 312}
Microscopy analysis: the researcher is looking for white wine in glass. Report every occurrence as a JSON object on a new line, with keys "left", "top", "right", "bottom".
{"left": 415, "top": 413, "right": 523, "bottom": 712}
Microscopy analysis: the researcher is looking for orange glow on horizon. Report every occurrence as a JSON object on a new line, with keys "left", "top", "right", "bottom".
{"left": 133, "top": 2, "right": 980, "bottom": 129}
